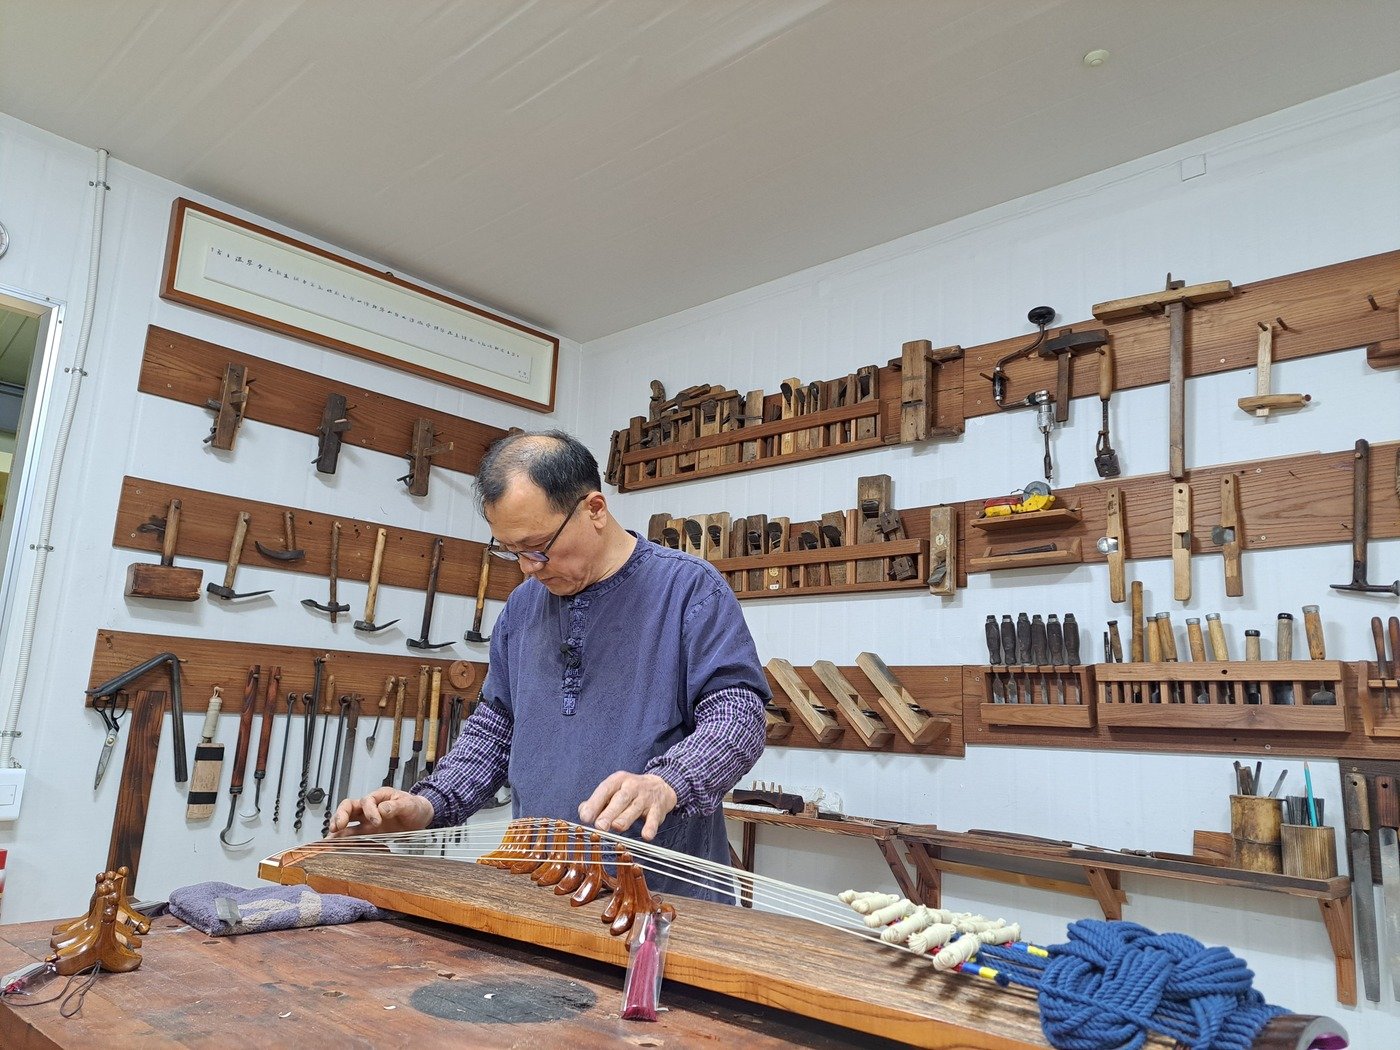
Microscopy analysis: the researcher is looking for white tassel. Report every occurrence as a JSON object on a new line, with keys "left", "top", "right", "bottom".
{"left": 864, "top": 899, "right": 915, "bottom": 928}
{"left": 907, "top": 922, "right": 958, "bottom": 954}
{"left": 932, "top": 933, "right": 985, "bottom": 970}
{"left": 847, "top": 892, "right": 900, "bottom": 914}
{"left": 881, "top": 906, "right": 934, "bottom": 944}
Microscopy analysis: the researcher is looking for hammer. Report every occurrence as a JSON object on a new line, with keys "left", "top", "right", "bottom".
{"left": 1331, "top": 439, "right": 1400, "bottom": 597}
{"left": 255, "top": 510, "right": 306, "bottom": 562}
{"left": 465, "top": 546, "right": 492, "bottom": 644}
{"left": 407, "top": 537, "right": 452, "bottom": 651}
{"left": 206, "top": 512, "right": 274, "bottom": 601}
{"left": 355, "top": 527, "right": 399, "bottom": 633}
{"left": 301, "top": 520, "right": 351, "bottom": 622}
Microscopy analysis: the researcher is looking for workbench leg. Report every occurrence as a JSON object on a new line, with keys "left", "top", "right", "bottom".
{"left": 1083, "top": 866, "right": 1123, "bottom": 921}
{"left": 1318, "top": 896, "right": 1358, "bottom": 1006}
{"left": 900, "top": 839, "right": 942, "bottom": 908}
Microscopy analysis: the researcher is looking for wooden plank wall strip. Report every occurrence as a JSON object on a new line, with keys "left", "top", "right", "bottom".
{"left": 139, "top": 326, "right": 511, "bottom": 477}
{"left": 763, "top": 665, "right": 965, "bottom": 757}
{"left": 87, "top": 629, "right": 486, "bottom": 717}
{"left": 114, "top": 475, "right": 523, "bottom": 602}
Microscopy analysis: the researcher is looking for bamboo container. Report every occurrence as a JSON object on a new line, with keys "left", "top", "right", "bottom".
{"left": 1230, "top": 794, "right": 1283, "bottom": 873}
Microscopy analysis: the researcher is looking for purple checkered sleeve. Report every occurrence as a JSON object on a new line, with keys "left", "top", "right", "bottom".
{"left": 645, "top": 685, "right": 766, "bottom": 817}
{"left": 410, "top": 700, "right": 511, "bottom": 828}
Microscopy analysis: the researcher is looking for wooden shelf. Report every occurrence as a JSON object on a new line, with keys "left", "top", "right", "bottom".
{"left": 969, "top": 507, "right": 1082, "bottom": 531}
{"left": 979, "top": 664, "right": 1096, "bottom": 727}
{"left": 717, "top": 538, "right": 927, "bottom": 601}
{"left": 1095, "top": 661, "right": 1348, "bottom": 732}
{"left": 968, "top": 537, "right": 1082, "bottom": 573}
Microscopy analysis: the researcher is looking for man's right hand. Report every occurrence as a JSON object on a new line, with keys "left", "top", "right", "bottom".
{"left": 328, "top": 788, "right": 434, "bottom": 838}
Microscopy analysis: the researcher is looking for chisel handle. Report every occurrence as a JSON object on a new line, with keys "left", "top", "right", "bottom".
{"left": 163, "top": 499, "right": 182, "bottom": 567}
{"left": 255, "top": 666, "right": 280, "bottom": 771}
{"left": 1206, "top": 613, "right": 1229, "bottom": 661}
{"left": 1157, "top": 612, "right": 1178, "bottom": 661}
{"left": 1064, "top": 614, "right": 1080, "bottom": 665}
{"left": 413, "top": 666, "right": 429, "bottom": 746}
{"left": 1000, "top": 616, "right": 1017, "bottom": 668}
{"left": 1106, "top": 620, "right": 1123, "bottom": 663}
{"left": 388, "top": 677, "right": 406, "bottom": 762}
{"left": 1186, "top": 618, "right": 1206, "bottom": 662}
{"left": 1098, "top": 342, "right": 1114, "bottom": 401}
{"left": 425, "top": 668, "right": 442, "bottom": 765}
{"left": 199, "top": 687, "right": 223, "bottom": 742}
{"left": 1130, "top": 581, "right": 1144, "bottom": 661}
{"left": 1376, "top": 775, "right": 1399, "bottom": 831}
{"left": 1276, "top": 613, "right": 1294, "bottom": 661}
{"left": 1046, "top": 615, "right": 1064, "bottom": 665}
{"left": 1146, "top": 618, "right": 1162, "bottom": 662}
{"left": 984, "top": 616, "right": 1002, "bottom": 666}
{"left": 1016, "top": 613, "right": 1032, "bottom": 665}
{"left": 1390, "top": 617, "right": 1400, "bottom": 673}
{"left": 1030, "top": 615, "right": 1048, "bottom": 665}
{"left": 1374, "top": 617, "right": 1392, "bottom": 676}
{"left": 1302, "top": 605, "right": 1325, "bottom": 660}
{"left": 231, "top": 665, "right": 260, "bottom": 792}
{"left": 1245, "top": 629, "right": 1262, "bottom": 663}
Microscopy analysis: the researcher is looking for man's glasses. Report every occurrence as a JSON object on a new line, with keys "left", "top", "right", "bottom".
{"left": 487, "top": 494, "right": 588, "bottom": 564}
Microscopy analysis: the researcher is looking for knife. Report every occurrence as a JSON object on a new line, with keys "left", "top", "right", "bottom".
{"left": 1375, "top": 774, "right": 1400, "bottom": 1001}
{"left": 1342, "top": 771, "right": 1382, "bottom": 1002}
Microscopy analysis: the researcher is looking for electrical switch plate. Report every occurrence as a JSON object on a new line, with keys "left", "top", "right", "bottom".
{"left": 0, "top": 768, "right": 26, "bottom": 820}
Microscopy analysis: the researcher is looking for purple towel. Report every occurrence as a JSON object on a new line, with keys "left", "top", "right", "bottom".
{"left": 168, "top": 881, "right": 379, "bottom": 936}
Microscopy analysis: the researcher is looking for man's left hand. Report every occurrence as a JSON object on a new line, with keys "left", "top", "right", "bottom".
{"left": 579, "top": 771, "right": 677, "bottom": 840}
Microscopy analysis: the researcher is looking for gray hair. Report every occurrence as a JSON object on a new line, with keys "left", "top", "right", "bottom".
{"left": 473, "top": 430, "right": 601, "bottom": 516}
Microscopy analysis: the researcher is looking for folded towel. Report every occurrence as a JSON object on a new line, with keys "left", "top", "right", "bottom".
{"left": 168, "top": 881, "right": 379, "bottom": 936}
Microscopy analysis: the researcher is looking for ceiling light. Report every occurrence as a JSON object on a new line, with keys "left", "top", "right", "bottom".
{"left": 1083, "top": 49, "right": 1110, "bottom": 69}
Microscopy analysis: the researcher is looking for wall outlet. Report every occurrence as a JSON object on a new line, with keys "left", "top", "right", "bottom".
{"left": 0, "top": 768, "right": 25, "bottom": 820}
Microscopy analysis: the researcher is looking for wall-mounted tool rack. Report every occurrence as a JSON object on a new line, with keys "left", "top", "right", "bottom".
{"left": 113, "top": 476, "right": 522, "bottom": 602}
{"left": 87, "top": 630, "right": 482, "bottom": 717}
{"left": 138, "top": 326, "right": 508, "bottom": 478}
{"left": 1095, "top": 661, "right": 1349, "bottom": 732}
{"left": 967, "top": 505, "right": 1083, "bottom": 573}
{"left": 760, "top": 662, "right": 964, "bottom": 757}
{"left": 720, "top": 539, "right": 929, "bottom": 600}
{"left": 1358, "top": 666, "right": 1400, "bottom": 739}
{"left": 978, "top": 665, "right": 1096, "bottom": 728}
{"left": 610, "top": 246, "right": 1400, "bottom": 492}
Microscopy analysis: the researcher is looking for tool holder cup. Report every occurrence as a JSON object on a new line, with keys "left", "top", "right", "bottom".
{"left": 1280, "top": 823, "right": 1338, "bottom": 880}
{"left": 1230, "top": 794, "right": 1284, "bottom": 874}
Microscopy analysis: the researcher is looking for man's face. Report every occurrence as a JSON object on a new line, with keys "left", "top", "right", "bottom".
{"left": 484, "top": 480, "right": 601, "bottom": 597}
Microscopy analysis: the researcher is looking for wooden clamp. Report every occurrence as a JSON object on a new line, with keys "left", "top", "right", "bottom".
{"left": 1172, "top": 482, "right": 1192, "bottom": 602}
{"left": 855, "top": 652, "right": 951, "bottom": 747}
{"left": 1213, "top": 474, "right": 1245, "bottom": 597}
{"left": 400, "top": 418, "right": 455, "bottom": 497}
{"left": 810, "top": 661, "right": 894, "bottom": 748}
{"left": 203, "top": 362, "right": 251, "bottom": 451}
{"left": 1238, "top": 321, "right": 1311, "bottom": 416}
{"left": 315, "top": 393, "right": 352, "bottom": 474}
{"left": 1093, "top": 275, "right": 1235, "bottom": 480}
{"left": 1102, "top": 487, "right": 1126, "bottom": 604}
{"left": 897, "top": 339, "right": 964, "bottom": 442}
{"left": 926, "top": 505, "right": 957, "bottom": 597}
{"left": 767, "top": 659, "right": 842, "bottom": 744}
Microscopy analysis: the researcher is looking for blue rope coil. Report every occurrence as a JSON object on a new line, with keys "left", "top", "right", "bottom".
{"left": 976, "top": 919, "right": 1287, "bottom": 1050}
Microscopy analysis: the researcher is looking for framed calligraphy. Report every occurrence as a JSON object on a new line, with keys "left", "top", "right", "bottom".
{"left": 160, "top": 198, "right": 559, "bottom": 412}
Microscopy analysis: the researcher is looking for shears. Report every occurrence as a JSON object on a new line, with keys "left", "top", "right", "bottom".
{"left": 93, "top": 692, "right": 129, "bottom": 789}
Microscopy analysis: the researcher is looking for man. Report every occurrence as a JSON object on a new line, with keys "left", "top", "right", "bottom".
{"left": 329, "top": 430, "right": 769, "bottom": 902}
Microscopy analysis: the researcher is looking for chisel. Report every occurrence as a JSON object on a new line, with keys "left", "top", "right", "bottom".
{"left": 1373, "top": 616, "right": 1393, "bottom": 715}
{"left": 1063, "top": 613, "right": 1081, "bottom": 704}
{"left": 984, "top": 616, "right": 1004, "bottom": 703}
{"left": 1046, "top": 614, "right": 1065, "bottom": 704}
{"left": 1342, "top": 771, "right": 1382, "bottom": 1002}
{"left": 382, "top": 676, "right": 406, "bottom": 788}
{"left": 1185, "top": 618, "right": 1210, "bottom": 703}
{"left": 1030, "top": 615, "right": 1049, "bottom": 704}
{"left": 425, "top": 667, "right": 443, "bottom": 774}
{"left": 245, "top": 665, "right": 280, "bottom": 815}
{"left": 186, "top": 687, "right": 224, "bottom": 821}
{"left": 998, "top": 616, "right": 1018, "bottom": 703}
{"left": 1274, "top": 613, "right": 1295, "bottom": 705}
{"left": 1157, "top": 612, "right": 1182, "bottom": 703}
{"left": 335, "top": 695, "right": 361, "bottom": 813}
{"left": 401, "top": 666, "right": 429, "bottom": 788}
{"left": 1243, "top": 629, "right": 1262, "bottom": 705}
{"left": 1302, "top": 605, "right": 1335, "bottom": 705}
{"left": 1374, "top": 774, "right": 1400, "bottom": 1001}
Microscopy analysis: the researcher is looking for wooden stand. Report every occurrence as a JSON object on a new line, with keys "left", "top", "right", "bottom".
{"left": 980, "top": 664, "right": 1096, "bottom": 728}
{"left": 1094, "top": 661, "right": 1348, "bottom": 732}
{"left": 1359, "top": 661, "right": 1400, "bottom": 738}
{"left": 717, "top": 538, "right": 928, "bottom": 600}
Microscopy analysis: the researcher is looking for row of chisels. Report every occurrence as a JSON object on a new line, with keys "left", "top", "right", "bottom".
{"left": 983, "top": 612, "right": 1083, "bottom": 704}
{"left": 124, "top": 499, "right": 494, "bottom": 648}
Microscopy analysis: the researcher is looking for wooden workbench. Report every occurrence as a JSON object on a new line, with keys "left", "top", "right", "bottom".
{"left": 0, "top": 913, "right": 901, "bottom": 1049}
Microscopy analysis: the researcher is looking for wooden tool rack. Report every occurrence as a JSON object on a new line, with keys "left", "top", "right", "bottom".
{"left": 967, "top": 506, "right": 1083, "bottom": 573}
{"left": 978, "top": 664, "right": 1096, "bottom": 728}
{"left": 1094, "top": 661, "right": 1349, "bottom": 732}
{"left": 1358, "top": 663, "right": 1400, "bottom": 738}
{"left": 720, "top": 537, "right": 928, "bottom": 600}
{"left": 725, "top": 808, "right": 1357, "bottom": 1006}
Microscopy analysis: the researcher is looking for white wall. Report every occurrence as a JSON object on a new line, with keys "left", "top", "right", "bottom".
{"left": 0, "top": 112, "right": 582, "bottom": 921}
{"left": 581, "top": 74, "right": 1400, "bottom": 1036}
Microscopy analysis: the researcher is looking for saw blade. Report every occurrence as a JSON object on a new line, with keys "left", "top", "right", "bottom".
{"left": 1380, "top": 826, "right": 1400, "bottom": 1001}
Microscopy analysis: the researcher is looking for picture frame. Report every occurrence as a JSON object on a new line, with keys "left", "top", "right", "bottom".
{"left": 160, "top": 198, "right": 559, "bottom": 412}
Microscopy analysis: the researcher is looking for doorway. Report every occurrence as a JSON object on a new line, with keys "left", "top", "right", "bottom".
{"left": 0, "top": 288, "right": 65, "bottom": 653}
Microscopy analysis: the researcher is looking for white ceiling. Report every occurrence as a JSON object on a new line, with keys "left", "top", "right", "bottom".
{"left": 3, "top": 2, "right": 1399, "bottom": 343}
